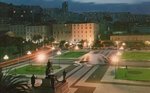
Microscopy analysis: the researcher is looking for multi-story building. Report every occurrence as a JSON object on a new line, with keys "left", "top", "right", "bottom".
{"left": 0, "top": 24, "right": 10, "bottom": 32}
{"left": 53, "top": 23, "right": 100, "bottom": 44}
{"left": 9, "top": 24, "right": 52, "bottom": 42}
{"left": 110, "top": 35, "right": 150, "bottom": 41}
{"left": 53, "top": 24, "right": 72, "bottom": 42}
{"left": 26, "top": 25, "right": 52, "bottom": 42}
{"left": 9, "top": 25, "right": 26, "bottom": 39}
{"left": 71, "top": 23, "right": 99, "bottom": 43}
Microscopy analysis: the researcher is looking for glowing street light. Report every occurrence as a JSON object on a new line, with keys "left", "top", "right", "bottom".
{"left": 3, "top": 55, "right": 9, "bottom": 71}
{"left": 74, "top": 45, "right": 79, "bottom": 50}
{"left": 27, "top": 51, "right": 32, "bottom": 55}
{"left": 115, "top": 41, "right": 119, "bottom": 49}
{"left": 111, "top": 55, "right": 119, "bottom": 78}
{"left": 119, "top": 46, "right": 124, "bottom": 50}
{"left": 51, "top": 46, "right": 55, "bottom": 50}
{"left": 37, "top": 53, "right": 47, "bottom": 65}
{"left": 27, "top": 51, "right": 32, "bottom": 65}
{"left": 122, "top": 42, "right": 126, "bottom": 46}
{"left": 117, "top": 51, "right": 122, "bottom": 56}
{"left": 57, "top": 50, "right": 61, "bottom": 67}
{"left": 3, "top": 55, "right": 9, "bottom": 61}
{"left": 51, "top": 46, "right": 55, "bottom": 59}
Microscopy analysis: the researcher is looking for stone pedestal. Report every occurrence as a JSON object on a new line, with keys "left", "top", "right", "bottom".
{"left": 55, "top": 82, "right": 69, "bottom": 93}
{"left": 40, "top": 79, "right": 51, "bottom": 88}
{"left": 39, "top": 79, "right": 69, "bottom": 93}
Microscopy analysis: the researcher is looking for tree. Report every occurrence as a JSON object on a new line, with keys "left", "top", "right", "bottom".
{"left": 49, "top": 37, "right": 55, "bottom": 44}
{"left": 0, "top": 72, "right": 31, "bottom": 93}
{"left": 14, "top": 37, "right": 25, "bottom": 54}
{"left": 92, "top": 39, "right": 101, "bottom": 49}
{"left": 32, "top": 34, "right": 42, "bottom": 43}
{"left": 59, "top": 40, "right": 66, "bottom": 49}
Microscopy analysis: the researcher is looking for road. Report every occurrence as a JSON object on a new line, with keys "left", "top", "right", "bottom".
{"left": 0, "top": 48, "right": 54, "bottom": 68}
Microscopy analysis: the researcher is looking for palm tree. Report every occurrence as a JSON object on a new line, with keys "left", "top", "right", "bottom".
{"left": 0, "top": 71, "right": 31, "bottom": 93}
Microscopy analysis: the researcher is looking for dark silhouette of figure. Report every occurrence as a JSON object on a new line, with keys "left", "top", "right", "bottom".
{"left": 0, "top": 68, "right": 3, "bottom": 78}
{"left": 45, "top": 68, "right": 50, "bottom": 78}
{"left": 45, "top": 60, "right": 52, "bottom": 78}
{"left": 63, "top": 70, "right": 66, "bottom": 82}
{"left": 126, "top": 65, "right": 128, "bottom": 69}
{"left": 31, "top": 74, "right": 36, "bottom": 87}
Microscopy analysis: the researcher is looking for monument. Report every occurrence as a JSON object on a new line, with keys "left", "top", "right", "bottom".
{"left": 38, "top": 60, "right": 69, "bottom": 93}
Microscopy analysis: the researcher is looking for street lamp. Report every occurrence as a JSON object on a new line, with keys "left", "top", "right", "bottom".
{"left": 51, "top": 46, "right": 55, "bottom": 50}
{"left": 27, "top": 51, "right": 32, "bottom": 65}
{"left": 3, "top": 55, "right": 9, "bottom": 71}
{"left": 117, "top": 51, "right": 122, "bottom": 56}
{"left": 37, "top": 53, "right": 47, "bottom": 66}
{"left": 57, "top": 50, "right": 61, "bottom": 67}
{"left": 74, "top": 45, "right": 79, "bottom": 50}
{"left": 51, "top": 46, "right": 55, "bottom": 61}
{"left": 122, "top": 42, "right": 126, "bottom": 46}
{"left": 111, "top": 55, "right": 119, "bottom": 78}
{"left": 3, "top": 55, "right": 9, "bottom": 61}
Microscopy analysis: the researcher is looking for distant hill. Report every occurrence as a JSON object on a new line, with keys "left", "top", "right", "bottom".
{"left": 1, "top": 0, "right": 150, "bottom": 14}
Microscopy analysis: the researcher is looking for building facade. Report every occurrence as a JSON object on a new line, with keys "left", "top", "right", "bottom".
{"left": 26, "top": 25, "right": 52, "bottom": 42}
{"left": 9, "top": 24, "right": 52, "bottom": 42}
{"left": 10, "top": 25, "right": 26, "bottom": 39}
{"left": 53, "top": 23, "right": 99, "bottom": 44}
{"left": 71, "top": 23, "right": 99, "bottom": 43}
{"left": 53, "top": 24, "right": 72, "bottom": 42}
{"left": 110, "top": 35, "right": 150, "bottom": 41}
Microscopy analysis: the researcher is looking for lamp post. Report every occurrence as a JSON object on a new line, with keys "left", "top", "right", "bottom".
{"left": 3, "top": 55, "right": 9, "bottom": 71}
{"left": 51, "top": 46, "right": 55, "bottom": 56}
{"left": 37, "top": 53, "right": 46, "bottom": 66}
{"left": 116, "top": 51, "right": 122, "bottom": 69}
{"left": 51, "top": 46, "right": 55, "bottom": 63}
{"left": 57, "top": 50, "right": 61, "bottom": 68}
{"left": 111, "top": 55, "right": 119, "bottom": 78}
{"left": 74, "top": 45, "right": 79, "bottom": 50}
{"left": 27, "top": 51, "right": 32, "bottom": 65}
{"left": 3, "top": 55, "right": 9, "bottom": 61}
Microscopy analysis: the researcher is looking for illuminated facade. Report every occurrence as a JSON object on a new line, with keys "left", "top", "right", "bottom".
{"left": 110, "top": 35, "right": 150, "bottom": 41}
{"left": 53, "top": 23, "right": 99, "bottom": 44}
{"left": 72, "top": 23, "right": 99, "bottom": 43}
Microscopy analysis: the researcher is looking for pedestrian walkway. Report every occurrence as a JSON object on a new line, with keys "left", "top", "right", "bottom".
{"left": 101, "top": 66, "right": 150, "bottom": 86}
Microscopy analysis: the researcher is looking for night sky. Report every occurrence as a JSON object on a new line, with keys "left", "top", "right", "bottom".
{"left": 1, "top": 0, "right": 150, "bottom": 14}
{"left": 1, "top": 0, "right": 150, "bottom": 4}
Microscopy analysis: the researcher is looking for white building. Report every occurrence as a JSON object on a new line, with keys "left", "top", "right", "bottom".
{"left": 10, "top": 25, "right": 26, "bottom": 39}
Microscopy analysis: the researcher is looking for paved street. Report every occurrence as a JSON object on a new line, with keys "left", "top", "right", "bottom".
{"left": 61, "top": 49, "right": 150, "bottom": 93}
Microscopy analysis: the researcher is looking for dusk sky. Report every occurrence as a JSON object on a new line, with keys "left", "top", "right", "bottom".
{"left": 1, "top": 0, "right": 150, "bottom": 4}
{"left": 71, "top": 0, "right": 150, "bottom": 4}
{"left": 1, "top": 0, "right": 150, "bottom": 14}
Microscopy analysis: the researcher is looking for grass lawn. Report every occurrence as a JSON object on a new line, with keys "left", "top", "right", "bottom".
{"left": 10, "top": 65, "right": 61, "bottom": 75}
{"left": 116, "top": 67, "right": 150, "bottom": 81}
{"left": 122, "top": 51, "right": 150, "bottom": 61}
{"left": 56, "top": 51, "right": 87, "bottom": 58}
